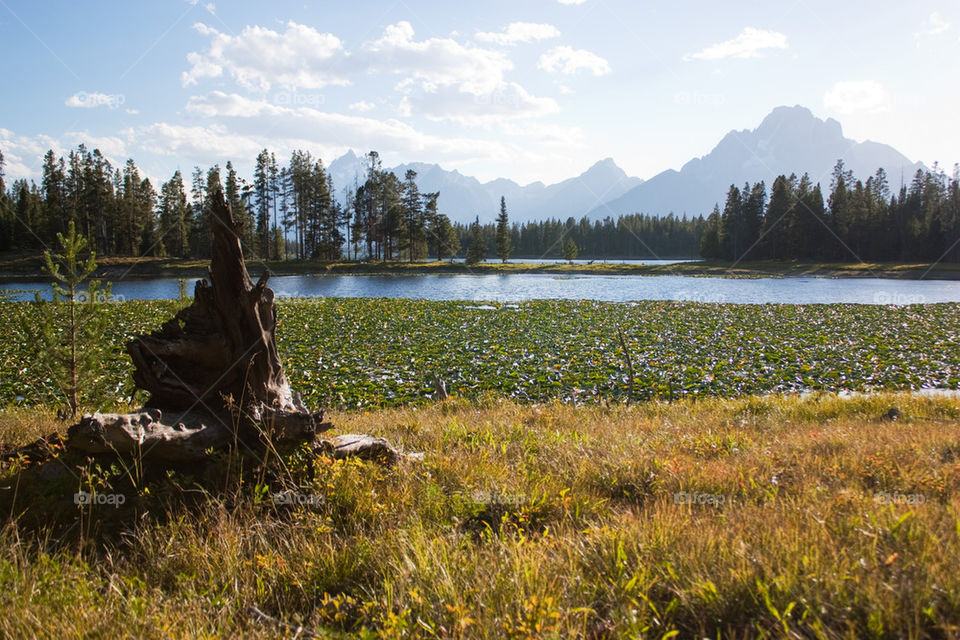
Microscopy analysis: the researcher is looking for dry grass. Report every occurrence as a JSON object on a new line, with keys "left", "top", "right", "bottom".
{"left": 2, "top": 392, "right": 960, "bottom": 638}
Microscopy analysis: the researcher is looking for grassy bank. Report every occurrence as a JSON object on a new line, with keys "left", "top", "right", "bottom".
{"left": 3, "top": 252, "right": 960, "bottom": 281}
{"left": 2, "top": 392, "right": 960, "bottom": 637}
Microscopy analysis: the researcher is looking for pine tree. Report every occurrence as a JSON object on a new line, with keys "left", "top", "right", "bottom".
{"left": 253, "top": 149, "right": 272, "bottom": 258}
{"left": 27, "top": 222, "right": 111, "bottom": 417}
{"left": 718, "top": 184, "right": 743, "bottom": 261}
{"left": 700, "top": 205, "right": 723, "bottom": 259}
{"left": 0, "top": 147, "right": 10, "bottom": 251}
{"left": 437, "top": 214, "right": 460, "bottom": 261}
{"left": 496, "top": 196, "right": 511, "bottom": 262}
{"left": 157, "top": 170, "right": 191, "bottom": 257}
{"left": 465, "top": 217, "right": 486, "bottom": 264}
{"left": 562, "top": 237, "right": 578, "bottom": 263}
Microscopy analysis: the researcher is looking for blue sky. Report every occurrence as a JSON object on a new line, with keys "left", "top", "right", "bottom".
{"left": 1, "top": 0, "right": 957, "bottom": 187}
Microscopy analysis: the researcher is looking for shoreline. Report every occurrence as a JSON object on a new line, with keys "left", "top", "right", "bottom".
{"left": 1, "top": 254, "right": 960, "bottom": 282}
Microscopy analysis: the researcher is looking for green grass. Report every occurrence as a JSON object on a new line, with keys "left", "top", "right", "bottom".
{"left": 1, "top": 298, "right": 959, "bottom": 410}
{"left": 2, "top": 393, "right": 960, "bottom": 638}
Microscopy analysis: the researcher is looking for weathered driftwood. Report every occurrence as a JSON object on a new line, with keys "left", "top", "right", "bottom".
{"left": 67, "top": 187, "right": 330, "bottom": 461}
{"left": 68, "top": 410, "right": 231, "bottom": 461}
{"left": 319, "top": 433, "right": 401, "bottom": 465}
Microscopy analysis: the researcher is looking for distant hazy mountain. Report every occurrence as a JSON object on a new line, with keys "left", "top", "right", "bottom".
{"left": 587, "top": 105, "right": 925, "bottom": 219}
{"left": 328, "top": 152, "right": 643, "bottom": 224}
{"left": 328, "top": 105, "right": 923, "bottom": 223}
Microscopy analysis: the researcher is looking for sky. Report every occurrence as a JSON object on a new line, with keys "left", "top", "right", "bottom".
{"left": 0, "top": 0, "right": 957, "bottom": 188}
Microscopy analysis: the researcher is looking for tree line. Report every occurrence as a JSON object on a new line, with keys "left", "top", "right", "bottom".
{"left": 1, "top": 144, "right": 957, "bottom": 264}
{"left": 701, "top": 162, "right": 960, "bottom": 262}
{"left": 454, "top": 212, "right": 705, "bottom": 261}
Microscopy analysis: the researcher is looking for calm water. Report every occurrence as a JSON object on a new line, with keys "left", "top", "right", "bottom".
{"left": 3, "top": 273, "right": 960, "bottom": 305}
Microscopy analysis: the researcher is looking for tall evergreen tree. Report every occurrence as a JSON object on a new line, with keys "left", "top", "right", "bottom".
{"left": 157, "top": 170, "right": 191, "bottom": 257}
{"left": 253, "top": 150, "right": 272, "bottom": 258}
{"left": 465, "top": 216, "right": 486, "bottom": 264}
{"left": 496, "top": 196, "right": 511, "bottom": 262}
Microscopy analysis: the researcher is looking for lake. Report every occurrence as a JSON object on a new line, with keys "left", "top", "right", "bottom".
{"left": 3, "top": 273, "right": 960, "bottom": 305}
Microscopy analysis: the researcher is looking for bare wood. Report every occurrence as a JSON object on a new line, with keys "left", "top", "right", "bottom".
{"left": 69, "top": 187, "right": 331, "bottom": 461}
{"left": 67, "top": 410, "right": 233, "bottom": 461}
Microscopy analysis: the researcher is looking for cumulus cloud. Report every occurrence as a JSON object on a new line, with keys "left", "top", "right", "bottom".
{"left": 180, "top": 91, "right": 512, "bottom": 163}
{"left": 915, "top": 11, "right": 952, "bottom": 45}
{"left": 361, "top": 21, "right": 511, "bottom": 94}
{"left": 135, "top": 121, "right": 264, "bottom": 160}
{"left": 399, "top": 82, "right": 559, "bottom": 125}
{"left": 475, "top": 22, "right": 561, "bottom": 46}
{"left": 923, "top": 11, "right": 951, "bottom": 35}
{"left": 0, "top": 128, "right": 127, "bottom": 181}
{"left": 683, "top": 27, "right": 787, "bottom": 61}
{"left": 181, "top": 21, "right": 348, "bottom": 90}
{"left": 180, "top": 20, "right": 558, "bottom": 126}
{"left": 823, "top": 81, "right": 888, "bottom": 114}
{"left": 538, "top": 46, "right": 610, "bottom": 76}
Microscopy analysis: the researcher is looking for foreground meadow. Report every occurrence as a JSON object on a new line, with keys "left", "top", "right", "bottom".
{"left": 2, "top": 394, "right": 960, "bottom": 638}
{"left": 2, "top": 298, "right": 960, "bottom": 638}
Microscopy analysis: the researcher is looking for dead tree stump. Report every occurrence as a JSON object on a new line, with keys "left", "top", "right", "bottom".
{"left": 68, "top": 188, "right": 331, "bottom": 460}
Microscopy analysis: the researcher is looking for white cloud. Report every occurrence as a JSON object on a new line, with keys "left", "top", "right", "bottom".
{"left": 180, "top": 91, "right": 513, "bottom": 163}
{"left": 915, "top": 11, "right": 951, "bottom": 45}
{"left": 0, "top": 128, "right": 127, "bottom": 181}
{"left": 362, "top": 21, "right": 511, "bottom": 94}
{"left": 65, "top": 92, "right": 126, "bottom": 109}
{"left": 399, "top": 82, "right": 559, "bottom": 125}
{"left": 557, "top": 0, "right": 586, "bottom": 4}
{"left": 182, "top": 21, "right": 348, "bottom": 90}
{"left": 135, "top": 121, "right": 264, "bottom": 161}
{"left": 683, "top": 27, "right": 787, "bottom": 61}
{"left": 179, "top": 20, "right": 556, "bottom": 126}
{"left": 924, "top": 11, "right": 951, "bottom": 35}
{"left": 204, "top": 3, "right": 215, "bottom": 14}
{"left": 475, "top": 22, "right": 560, "bottom": 46}
{"left": 538, "top": 46, "right": 610, "bottom": 76}
{"left": 823, "top": 81, "right": 888, "bottom": 114}
{"left": 348, "top": 100, "right": 375, "bottom": 113}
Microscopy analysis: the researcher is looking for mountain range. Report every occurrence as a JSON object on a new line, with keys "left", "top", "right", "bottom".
{"left": 327, "top": 105, "right": 924, "bottom": 224}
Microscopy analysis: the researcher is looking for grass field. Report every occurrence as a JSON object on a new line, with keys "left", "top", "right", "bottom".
{"left": 2, "top": 298, "right": 960, "bottom": 637}
{"left": 2, "top": 393, "right": 960, "bottom": 638}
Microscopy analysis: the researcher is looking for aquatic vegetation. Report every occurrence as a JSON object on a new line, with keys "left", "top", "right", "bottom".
{"left": 2, "top": 298, "right": 958, "bottom": 409}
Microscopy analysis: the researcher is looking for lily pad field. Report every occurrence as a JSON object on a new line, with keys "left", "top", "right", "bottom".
{"left": 2, "top": 298, "right": 959, "bottom": 410}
